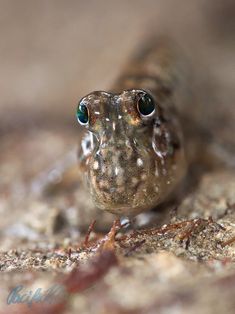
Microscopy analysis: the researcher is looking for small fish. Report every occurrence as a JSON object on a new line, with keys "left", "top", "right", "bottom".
{"left": 76, "top": 40, "right": 187, "bottom": 216}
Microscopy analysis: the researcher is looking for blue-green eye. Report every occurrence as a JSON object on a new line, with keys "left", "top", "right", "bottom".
{"left": 137, "top": 93, "right": 155, "bottom": 116}
{"left": 76, "top": 103, "right": 89, "bottom": 125}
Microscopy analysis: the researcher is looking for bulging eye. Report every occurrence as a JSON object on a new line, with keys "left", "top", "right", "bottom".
{"left": 137, "top": 92, "right": 155, "bottom": 117}
{"left": 76, "top": 103, "right": 89, "bottom": 125}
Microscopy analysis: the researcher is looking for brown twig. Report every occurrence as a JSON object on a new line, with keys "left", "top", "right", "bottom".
{"left": 82, "top": 220, "right": 96, "bottom": 248}
{"left": 117, "top": 217, "right": 223, "bottom": 247}
{"left": 124, "top": 239, "right": 146, "bottom": 256}
{"left": 97, "top": 219, "right": 121, "bottom": 252}
{"left": 221, "top": 235, "right": 235, "bottom": 247}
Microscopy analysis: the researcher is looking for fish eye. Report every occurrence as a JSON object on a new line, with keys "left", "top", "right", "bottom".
{"left": 137, "top": 92, "right": 155, "bottom": 117}
{"left": 76, "top": 102, "right": 89, "bottom": 125}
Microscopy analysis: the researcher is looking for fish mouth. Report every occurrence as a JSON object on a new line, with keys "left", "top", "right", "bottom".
{"left": 87, "top": 166, "right": 161, "bottom": 216}
{"left": 93, "top": 197, "right": 152, "bottom": 216}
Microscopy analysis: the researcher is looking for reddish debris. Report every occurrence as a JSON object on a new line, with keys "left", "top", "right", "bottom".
{"left": 96, "top": 219, "right": 121, "bottom": 252}
{"left": 62, "top": 249, "right": 118, "bottom": 293}
{"left": 82, "top": 219, "right": 97, "bottom": 248}
{"left": 124, "top": 239, "right": 146, "bottom": 257}
{"left": 221, "top": 235, "right": 235, "bottom": 247}
{"left": 119, "top": 217, "right": 225, "bottom": 244}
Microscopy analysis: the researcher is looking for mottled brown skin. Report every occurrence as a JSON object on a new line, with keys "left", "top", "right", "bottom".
{"left": 77, "top": 41, "right": 187, "bottom": 216}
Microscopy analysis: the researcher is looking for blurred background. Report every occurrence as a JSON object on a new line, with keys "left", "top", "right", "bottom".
{"left": 1, "top": 0, "right": 234, "bottom": 127}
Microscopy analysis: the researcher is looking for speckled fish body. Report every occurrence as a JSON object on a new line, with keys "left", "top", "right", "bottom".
{"left": 77, "top": 40, "right": 187, "bottom": 216}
